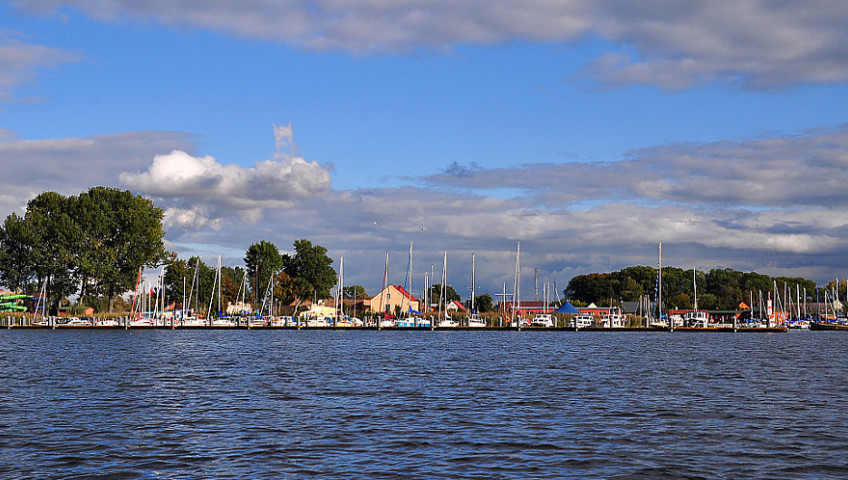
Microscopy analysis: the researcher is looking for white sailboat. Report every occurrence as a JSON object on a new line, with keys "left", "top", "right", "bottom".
{"left": 437, "top": 251, "right": 457, "bottom": 327}
{"left": 209, "top": 255, "right": 235, "bottom": 327}
{"left": 377, "top": 252, "right": 394, "bottom": 327}
{"left": 467, "top": 252, "right": 486, "bottom": 327}
{"left": 685, "top": 267, "right": 709, "bottom": 327}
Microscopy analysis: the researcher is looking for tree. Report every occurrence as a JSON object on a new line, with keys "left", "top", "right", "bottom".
{"left": 72, "top": 187, "right": 166, "bottom": 311}
{"left": 619, "top": 277, "right": 643, "bottom": 301}
{"left": 182, "top": 256, "right": 214, "bottom": 313}
{"left": 565, "top": 273, "right": 614, "bottom": 304}
{"left": 163, "top": 252, "right": 189, "bottom": 308}
{"left": 26, "top": 192, "right": 81, "bottom": 313}
{"left": 221, "top": 266, "right": 243, "bottom": 309}
{"left": 474, "top": 293, "right": 494, "bottom": 312}
{"left": 429, "top": 283, "right": 460, "bottom": 306}
{"left": 244, "top": 240, "right": 283, "bottom": 306}
{"left": 0, "top": 213, "right": 37, "bottom": 293}
{"left": 343, "top": 285, "right": 369, "bottom": 300}
{"left": 282, "top": 239, "right": 336, "bottom": 300}
{"left": 273, "top": 270, "right": 304, "bottom": 306}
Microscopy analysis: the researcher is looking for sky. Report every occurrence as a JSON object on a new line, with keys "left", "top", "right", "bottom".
{"left": 3, "top": 0, "right": 848, "bottom": 301}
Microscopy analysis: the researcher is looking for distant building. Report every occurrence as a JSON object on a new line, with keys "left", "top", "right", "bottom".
{"left": 226, "top": 301, "right": 253, "bottom": 315}
{"left": 446, "top": 300, "right": 467, "bottom": 313}
{"left": 498, "top": 300, "right": 550, "bottom": 315}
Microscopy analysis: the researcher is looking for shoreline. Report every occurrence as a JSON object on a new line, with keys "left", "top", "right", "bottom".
{"left": 4, "top": 325, "right": 791, "bottom": 332}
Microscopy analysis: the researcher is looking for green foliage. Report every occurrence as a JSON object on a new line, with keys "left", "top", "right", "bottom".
{"left": 429, "top": 283, "right": 460, "bottom": 305}
{"left": 0, "top": 213, "right": 37, "bottom": 293}
{"left": 73, "top": 187, "right": 166, "bottom": 310}
{"left": 244, "top": 240, "right": 283, "bottom": 304}
{"left": 0, "top": 188, "right": 166, "bottom": 313}
{"left": 282, "top": 239, "right": 336, "bottom": 300}
{"left": 473, "top": 293, "right": 494, "bottom": 312}
{"left": 343, "top": 285, "right": 369, "bottom": 300}
{"left": 566, "top": 265, "right": 820, "bottom": 312}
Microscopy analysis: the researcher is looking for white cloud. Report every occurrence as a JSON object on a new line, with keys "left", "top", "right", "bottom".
{"left": 12, "top": 0, "right": 848, "bottom": 88}
{"left": 119, "top": 126, "right": 332, "bottom": 225}
{"left": 162, "top": 207, "right": 223, "bottom": 231}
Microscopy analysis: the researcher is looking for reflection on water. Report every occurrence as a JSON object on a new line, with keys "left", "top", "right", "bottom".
{"left": 1, "top": 330, "right": 847, "bottom": 479}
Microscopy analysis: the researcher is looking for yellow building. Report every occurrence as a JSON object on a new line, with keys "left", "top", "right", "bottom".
{"left": 366, "top": 285, "right": 420, "bottom": 315}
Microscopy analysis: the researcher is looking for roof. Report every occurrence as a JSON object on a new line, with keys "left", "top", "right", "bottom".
{"left": 555, "top": 301, "right": 580, "bottom": 314}
{"left": 392, "top": 285, "right": 420, "bottom": 303}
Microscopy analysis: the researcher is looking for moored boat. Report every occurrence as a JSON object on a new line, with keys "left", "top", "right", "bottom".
{"left": 810, "top": 321, "right": 848, "bottom": 331}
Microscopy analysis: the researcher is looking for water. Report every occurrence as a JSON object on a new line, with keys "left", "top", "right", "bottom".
{"left": 1, "top": 330, "right": 847, "bottom": 479}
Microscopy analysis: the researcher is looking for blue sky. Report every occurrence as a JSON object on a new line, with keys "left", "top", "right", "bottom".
{"left": 4, "top": 1, "right": 848, "bottom": 299}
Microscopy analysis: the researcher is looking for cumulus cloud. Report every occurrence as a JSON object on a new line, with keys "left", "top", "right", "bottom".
{"left": 119, "top": 126, "right": 332, "bottom": 227}
{"left": 0, "top": 29, "right": 80, "bottom": 101}
{"left": 12, "top": 0, "right": 848, "bottom": 89}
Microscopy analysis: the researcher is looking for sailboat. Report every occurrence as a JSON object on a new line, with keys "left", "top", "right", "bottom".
{"left": 467, "top": 252, "right": 486, "bottom": 327}
{"left": 377, "top": 252, "right": 394, "bottom": 327}
{"left": 396, "top": 242, "right": 422, "bottom": 327}
{"left": 209, "top": 255, "right": 236, "bottom": 327}
{"left": 684, "top": 267, "right": 709, "bottom": 327}
{"left": 437, "top": 251, "right": 458, "bottom": 327}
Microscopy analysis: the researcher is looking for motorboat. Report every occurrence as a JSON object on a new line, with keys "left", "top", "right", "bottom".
{"left": 438, "top": 317, "right": 458, "bottom": 327}
{"left": 684, "top": 310, "right": 710, "bottom": 328}
{"left": 600, "top": 309, "right": 626, "bottom": 328}
{"left": 570, "top": 314, "right": 594, "bottom": 328}
{"left": 531, "top": 314, "right": 554, "bottom": 327}
{"left": 467, "top": 314, "right": 486, "bottom": 328}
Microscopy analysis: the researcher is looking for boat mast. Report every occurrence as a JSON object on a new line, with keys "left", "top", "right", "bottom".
{"left": 336, "top": 256, "right": 344, "bottom": 325}
{"left": 439, "top": 251, "right": 447, "bottom": 323}
{"left": 401, "top": 242, "right": 413, "bottom": 320}
{"left": 378, "top": 252, "right": 389, "bottom": 321}
{"left": 658, "top": 242, "right": 664, "bottom": 330}
{"left": 693, "top": 267, "right": 697, "bottom": 313}
{"left": 471, "top": 252, "right": 476, "bottom": 314}
{"left": 514, "top": 242, "right": 521, "bottom": 328}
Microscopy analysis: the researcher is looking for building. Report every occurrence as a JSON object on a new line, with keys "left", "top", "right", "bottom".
{"left": 446, "top": 300, "right": 467, "bottom": 313}
{"left": 498, "top": 300, "right": 551, "bottom": 315}
{"left": 365, "top": 285, "right": 420, "bottom": 315}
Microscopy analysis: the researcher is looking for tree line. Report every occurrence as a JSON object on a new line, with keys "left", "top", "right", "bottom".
{"left": 165, "top": 238, "right": 338, "bottom": 316}
{"left": 0, "top": 188, "right": 343, "bottom": 316}
{"left": 565, "top": 266, "right": 820, "bottom": 311}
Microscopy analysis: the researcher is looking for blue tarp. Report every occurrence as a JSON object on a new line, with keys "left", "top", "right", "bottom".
{"left": 555, "top": 301, "right": 580, "bottom": 314}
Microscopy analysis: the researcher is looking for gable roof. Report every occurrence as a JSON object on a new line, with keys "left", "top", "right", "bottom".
{"left": 555, "top": 301, "right": 580, "bottom": 314}
{"left": 392, "top": 285, "right": 420, "bottom": 303}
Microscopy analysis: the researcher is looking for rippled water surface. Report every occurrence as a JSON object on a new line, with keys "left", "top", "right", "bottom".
{"left": 1, "top": 329, "right": 847, "bottom": 479}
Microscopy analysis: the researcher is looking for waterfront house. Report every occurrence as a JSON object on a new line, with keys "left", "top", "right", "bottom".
{"left": 365, "top": 285, "right": 421, "bottom": 315}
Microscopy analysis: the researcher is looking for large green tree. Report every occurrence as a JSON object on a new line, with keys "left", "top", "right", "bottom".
{"left": 0, "top": 213, "right": 37, "bottom": 293}
{"left": 282, "top": 239, "right": 336, "bottom": 301}
{"left": 72, "top": 187, "right": 166, "bottom": 311}
{"left": 244, "top": 240, "right": 283, "bottom": 305}
{"left": 26, "top": 192, "right": 81, "bottom": 313}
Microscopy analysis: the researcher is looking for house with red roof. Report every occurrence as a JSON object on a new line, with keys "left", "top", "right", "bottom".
{"left": 366, "top": 285, "right": 421, "bottom": 315}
